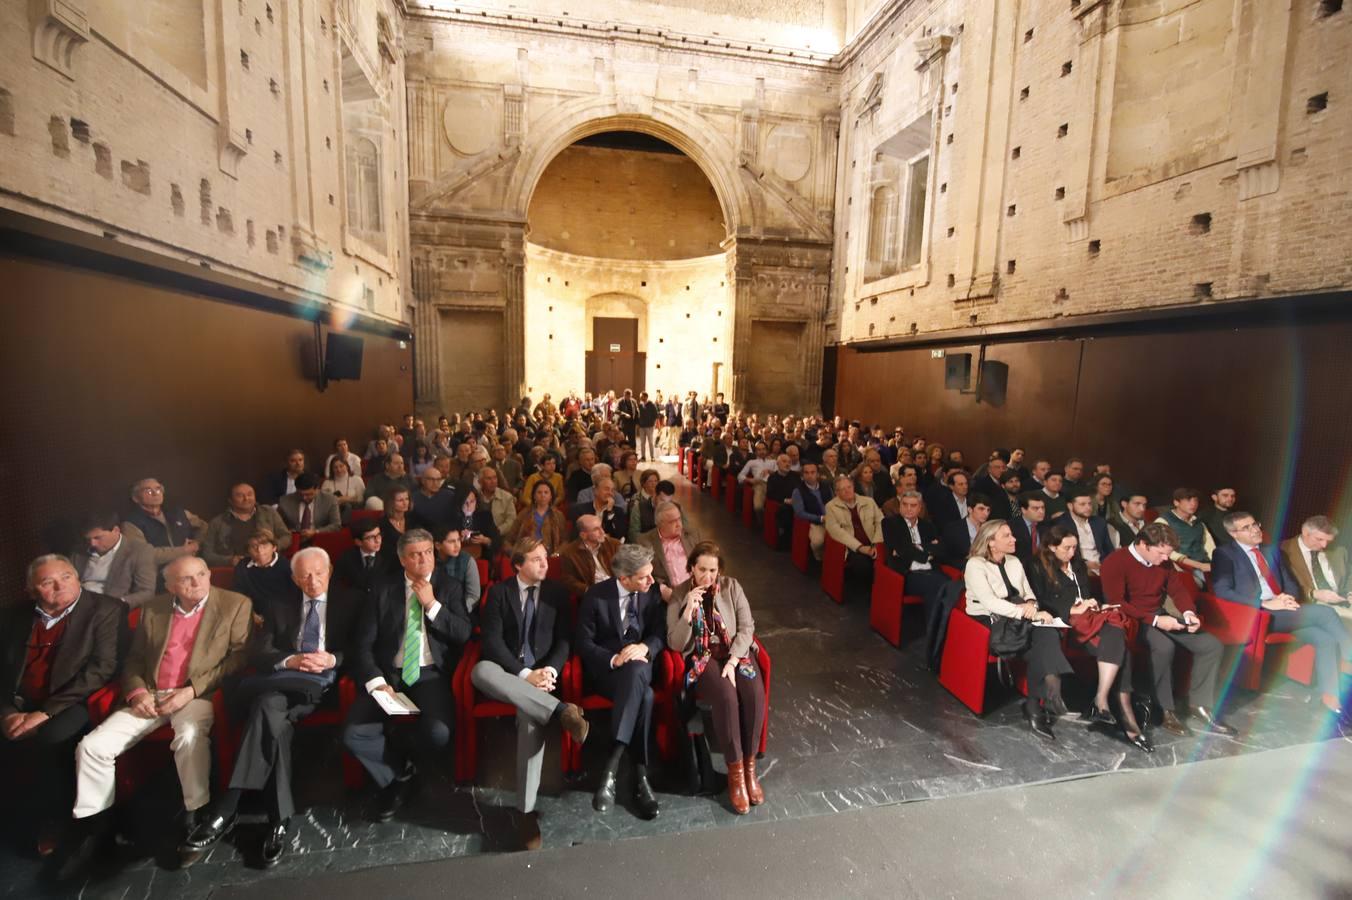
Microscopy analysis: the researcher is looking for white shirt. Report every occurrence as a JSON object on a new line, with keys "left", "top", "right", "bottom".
{"left": 1238, "top": 543, "right": 1275, "bottom": 601}
{"left": 738, "top": 457, "right": 777, "bottom": 483}
{"left": 966, "top": 516, "right": 979, "bottom": 542}
{"left": 277, "top": 591, "right": 330, "bottom": 669}
{"left": 366, "top": 576, "right": 443, "bottom": 694}
{"left": 81, "top": 537, "right": 123, "bottom": 594}
{"left": 905, "top": 519, "right": 932, "bottom": 571}
{"left": 1072, "top": 515, "right": 1099, "bottom": 563}
{"left": 284, "top": 475, "right": 299, "bottom": 496}
{"left": 35, "top": 592, "right": 82, "bottom": 630}
{"left": 952, "top": 491, "right": 968, "bottom": 519}
{"left": 1298, "top": 538, "right": 1338, "bottom": 590}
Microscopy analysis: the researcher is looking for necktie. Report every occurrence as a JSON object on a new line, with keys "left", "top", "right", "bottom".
{"left": 1029, "top": 522, "right": 1039, "bottom": 554}
{"left": 300, "top": 503, "right": 313, "bottom": 531}
{"left": 401, "top": 593, "right": 423, "bottom": 686}
{"left": 300, "top": 598, "right": 321, "bottom": 653}
{"left": 364, "top": 555, "right": 375, "bottom": 571}
{"left": 520, "top": 586, "right": 537, "bottom": 668}
{"left": 623, "top": 591, "right": 641, "bottom": 643}
{"left": 1251, "top": 547, "right": 1282, "bottom": 597}
{"left": 1311, "top": 549, "right": 1333, "bottom": 592}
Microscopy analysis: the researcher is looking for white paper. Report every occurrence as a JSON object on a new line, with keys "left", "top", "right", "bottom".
{"left": 1033, "top": 617, "right": 1070, "bottom": 628}
{"left": 373, "top": 690, "right": 420, "bottom": 715}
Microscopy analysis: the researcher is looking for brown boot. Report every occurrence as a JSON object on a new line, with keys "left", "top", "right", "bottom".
{"left": 743, "top": 757, "right": 765, "bottom": 806}
{"left": 726, "top": 760, "right": 750, "bottom": 815}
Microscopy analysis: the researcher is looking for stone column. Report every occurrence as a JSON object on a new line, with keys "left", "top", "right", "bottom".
{"left": 725, "top": 238, "right": 755, "bottom": 409}
{"left": 411, "top": 253, "right": 439, "bottom": 413}
{"left": 503, "top": 226, "right": 527, "bottom": 405}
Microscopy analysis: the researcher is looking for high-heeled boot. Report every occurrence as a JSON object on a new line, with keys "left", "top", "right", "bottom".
{"left": 726, "top": 760, "right": 750, "bottom": 814}
{"left": 743, "top": 757, "right": 765, "bottom": 806}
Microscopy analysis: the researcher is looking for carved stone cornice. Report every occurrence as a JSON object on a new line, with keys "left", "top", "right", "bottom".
{"left": 913, "top": 34, "right": 952, "bottom": 72}
{"left": 30, "top": 0, "right": 89, "bottom": 79}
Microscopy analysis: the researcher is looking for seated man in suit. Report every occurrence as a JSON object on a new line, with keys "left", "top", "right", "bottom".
{"left": 640, "top": 501, "right": 701, "bottom": 600}
{"left": 881, "top": 491, "right": 949, "bottom": 606}
{"left": 567, "top": 475, "right": 628, "bottom": 542}
{"left": 183, "top": 547, "right": 360, "bottom": 866}
{"left": 924, "top": 470, "right": 970, "bottom": 530}
{"left": 575, "top": 544, "right": 667, "bottom": 820}
{"left": 791, "top": 462, "right": 833, "bottom": 561}
{"left": 1100, "top": 522, "right": 1234, "bottom": 738}
{"left": 61, "top": 556, "right": 252, "bottom": 878}
{"left": 1110, "top": 492, "right": 1150, "bottom": 550}
{"left": 278, "top": 474, "right": 342, "bottom": 541}
{"left": 265, "top": 449, "right": 310, "bottom": 504}
{"left": 1280, "top": 516, "right": 1352, "bottom": 623}
{"left": 472, "top": 539, "right": 590, "bottom": 850}
{"left": 203, "top": 483, "right": 292, "bottom": 567}
{"left": 1214, "top": 512, "right": 1352, "bottom": 723}
{"left": 939, "top": 495, "right": 992, "bottom": 566}
{"left": 72, "top": 513, "right": 157, "bottom": 608}
{"left": 1063, "top": 489, "right": 1114, "bottom": 575}
{"left": 972, "top": 453, "right": 1007, "bottom": 502}
{"left": 342, "top": 529, "right": 471, "bottom": 823}
{"left": 559, "top": 514, "right": 620, "bottom": 598}
{"left": 2, "top": 556, "right": 122, "bottom": 855}
{"left": 335, "top": 518, "right": 396, "bottom": 595}
{"left": 409, "top": 467, "right": 458, "bottom": 533}
{"left": 1062, "top": 457, "right": 1086, "bottom": 495}
{"left": 824, "top": 475, "right": 884, "bottom": 583}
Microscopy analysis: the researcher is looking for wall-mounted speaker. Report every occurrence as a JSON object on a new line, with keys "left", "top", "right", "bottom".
{"left": 980, "top": 360, "right": 1009, "bottom": 406}
{"left": 944, "top": 353, "right": 972, "bottom": 390}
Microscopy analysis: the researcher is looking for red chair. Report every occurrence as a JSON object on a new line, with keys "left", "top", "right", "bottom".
{"left": 349, "top": 508, "right": 382, "bottom": 528}
{"left": 662, "top": 636, "right": 772, "bottom": 759}
{"left": 821, "top": 535, "right": 847, "bottom": 604}
{"left": 791, "top": 516, "right": 811, "bottom": 573}
{"left": 308, "top": 528, "right": 353, "bottom": 564}
{"left": 869, "top": 555, "right": 924, "bottom": 647}
{"left": 476, "top": 557, "right": 491, "bottom": 591}
{"left": 677, "top": 448, "right": 687, "bottom": 477}
{"left": 762, "top": 499, "right": 781, "bottom": 549}
{"left": 546, "top": 555, "right": 562, "bottom": 582}
{"left": 209, "top": 566, "right": 235, "bottom": 589}
{"left": 741, "top": 484, "right": 756, "bottom": 529}
{"left": 1195, "top": 592, "right": 1316, "bottom": 690}
{"left": 710, "top": 467, "right": 722, "bottom": 501}
{"left": 560, "top": 647, "right": 682, "bottom": 774}
{"left": 688, "top": 451, "right": 702, "bottom": 488}
{"left": 937, "top": 602, "right": 1028, "bottom": 715}
{"left": 285, "top": 532, "right": 302, "bottom": 557}
{"left": 724, "top": 473, "right": 738, "bottom": 514}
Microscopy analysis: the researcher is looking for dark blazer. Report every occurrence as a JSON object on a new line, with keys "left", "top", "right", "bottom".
{"left": 0, "top": 591, "right": 124, "bottom": 717}
{"left": 450, "top": 507, "right": 502, "bottom": 558}
{"left": 923, "top": 485, "right": 966, "bottom": 529}
{"left": 351, "top": 574, "right": 472, "bottom": 686}
{"left": 479, "top": 578, "right": 570, "bottom": 675}
{"left": 70, "top": 538, "right": 158, "bottom": 608}
{"left": 882, "top": 516, "right": 942, "bottom": 574}
{"left": 1009, "top": 516, "right": 1042, "bottom": 568}
{"left": 232, "top": 556, "right": 296, "bottom": 621}
{"left": 575, "top": 577, "right": 666, "bottom": 676}
{"left": 1212, "top": 541, "right": 1298, "bottom": 608}
{"left": 265, "top": 470, "right": 311, "bottom": 505}
{"left": 335, "top": 546, "right": 398, "bottom": 594}
{"left": 567, "top": 501, "right": 628, "bottom": 542}
{"left": 972, "top": 475, "right": 1003, "bottom": 504}
{"left": 1029, "top": 557, "right": 1094, "bottom": 621}
{"left": 1075, "top": 515, "right": 1116, "bottom": 564}
{"left": 940, "top": 518, "right": 979, "bottom": 566}
{"left": 250, "top": 585, "right": 362, "bottom": 673}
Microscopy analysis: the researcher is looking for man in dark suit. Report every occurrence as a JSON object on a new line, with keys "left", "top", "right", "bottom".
{"left": 1010, "top": 493, "right": 1047, "bottom": 569}
{"left": 277, "top": 474, "right": 342, "bottom": 539}
{"left": 1063, "top": 491, "right": 1115, "bottom": 575}
{"left": 994, "top": 469, "right": 1023, "bottom": 523}
{"left": 335, "top": 518, "right": 397, "bottom": 595}
{"left": 265, "top": 449, "right": 311, "bottom": 504}
{"left": 881, "top": 491, "right": 950, "bottom": 605}
{"left": 183, "top": 546, "right": 361, "bottom": 866}
{"left": 971, "top": 453, "right": 1008, "bottom": 502}
{"left": 342, "top": 528, "right": 471, "bottom": 822}
{"left": 71, "top": 513, "right": 157, "bottom": 608}
{"left": 1, "top": 556, "right": 122, "bottom": 853}
{"left": 923, "top": 469, "right": 970, "bottom": 529}
{"left": 575, "top": 544, "right": 667, "bottom": 820}
{"left": 471, "top": 539, "right": 590, "bottom": 850}
{"left": 1213, "top": 511, "right": 1352, "bottom": 724}
{"left": 567, "top": 476, "right": 628, "bottom": 541}
{"left": 939, "top": 496, "right": 992, "bottom": 566}
{"left": 615, "top": 389, "right": 640, "bottom": 445}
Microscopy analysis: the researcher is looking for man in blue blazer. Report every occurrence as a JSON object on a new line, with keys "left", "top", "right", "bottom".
{"left": 1212, "top": 511, "right": 1352, "bottom": 723}
{"left": 575, "top": 544, "right": 667, "bottom": 820}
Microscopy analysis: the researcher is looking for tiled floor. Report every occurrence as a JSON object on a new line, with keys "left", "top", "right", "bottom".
{"left": 1, "top": 464, "right": 1338, "bottom": 898}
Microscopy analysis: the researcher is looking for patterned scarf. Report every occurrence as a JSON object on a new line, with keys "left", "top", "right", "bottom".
{"left": 684, "top": 583, "right": 757, "bottom": 688}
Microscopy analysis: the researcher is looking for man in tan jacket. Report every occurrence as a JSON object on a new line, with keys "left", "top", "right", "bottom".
{"left": 824, "top": 475, "right": 884, "bottom": 582}
{"left": 1281, "top": 516, "right": 1352, "bottom": 623}
{"left": 61, "top": 556, "right": 251, "bottom": 876}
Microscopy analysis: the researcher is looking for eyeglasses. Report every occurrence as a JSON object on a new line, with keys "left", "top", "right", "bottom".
{"left": 138, "top": 486, "right": 164, "bottom": 494}
{"left": 1237, "top": 521, "right": 1263, "bottom": 532}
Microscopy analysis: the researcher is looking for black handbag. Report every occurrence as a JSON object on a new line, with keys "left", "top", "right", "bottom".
{"left": 988, "top": 615, "right": 1032, "bottom": 658}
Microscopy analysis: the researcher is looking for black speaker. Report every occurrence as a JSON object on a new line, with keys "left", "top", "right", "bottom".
{"left": 944, "top": 353, "right": 972, "bottom": 390}
{"left": 324, "top": 332, "right": 364, "bottom": 380}
{"left": 980, "top": 360, "right": 1009, "bottom": 406}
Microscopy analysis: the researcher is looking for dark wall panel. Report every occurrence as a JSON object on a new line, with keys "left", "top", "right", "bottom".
{"left": 0, "top": 255, "right": 413, "bottom": 597}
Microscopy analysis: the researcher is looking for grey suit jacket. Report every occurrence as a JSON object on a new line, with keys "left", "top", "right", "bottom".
{"left": 639, "top": 526, "right": 703, "bottom": 588}
{"left": 277, "top": 492, "right": 342, "bottom": 533}
{"left": 71, "top": 537, "right": 157, "bottom": 608}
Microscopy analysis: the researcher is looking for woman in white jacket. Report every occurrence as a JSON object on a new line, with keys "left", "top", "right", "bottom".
{"left": 964, "top": 520, "right": 1072, "bottom": 740}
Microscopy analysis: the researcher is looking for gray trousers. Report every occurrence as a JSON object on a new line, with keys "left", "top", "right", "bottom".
{"left": 470, "top": 661, "right": 561, "bottom": 813}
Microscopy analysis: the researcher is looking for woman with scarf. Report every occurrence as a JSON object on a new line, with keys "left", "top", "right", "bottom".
{"left": 668, "top": 541, "right": 766, "bottom": 815}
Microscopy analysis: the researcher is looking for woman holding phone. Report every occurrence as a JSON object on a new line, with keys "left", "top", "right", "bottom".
{"left": 668, "top": 541, "right": 766, "bottom": 815}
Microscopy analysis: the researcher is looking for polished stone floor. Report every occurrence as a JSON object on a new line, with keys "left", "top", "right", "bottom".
{"left": 2, "top": 464, "right": 1340, "bottom": 899}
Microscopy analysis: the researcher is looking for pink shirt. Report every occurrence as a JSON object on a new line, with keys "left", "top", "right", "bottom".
{"left": 662, "top": 534, "right": 690, "bottom": 585}
{"left": 156, "top": 603, "right": 206, "bottom": 691}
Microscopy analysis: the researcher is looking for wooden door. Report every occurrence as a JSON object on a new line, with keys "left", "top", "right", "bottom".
{"left": 586, "top": 317, "right": 644, "bottom": 395}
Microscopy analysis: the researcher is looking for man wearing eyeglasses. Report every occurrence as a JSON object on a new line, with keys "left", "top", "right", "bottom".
{"left": 120, "top": 478, "right": 206, "bottom": 569}
{"left": 1213, "top": 512, "right": 1352, "bottom": 726}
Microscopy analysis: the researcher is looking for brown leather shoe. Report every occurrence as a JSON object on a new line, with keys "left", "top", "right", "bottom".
{"left": 726, "top": 761, "right": 750, "bottom": 815}
{"left": 743, "top": 758, "right": 765, "bottom": 806}
{"left": 559, "top": 703, "right": 590, "bottom": 745}
{"left": 517, "top": 811, "right": 542, "bottom": 851}
{"left": 1160, "top": 710, "right": 1191, "bottom": 737}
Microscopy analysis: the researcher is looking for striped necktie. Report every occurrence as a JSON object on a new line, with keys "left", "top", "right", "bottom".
{"left": 401, "top": 593, "right": 423, "bottom": 686}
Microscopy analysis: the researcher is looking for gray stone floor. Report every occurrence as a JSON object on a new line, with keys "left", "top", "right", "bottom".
{"left": 2, "top": 463, "right": 1340, "bottom": 898}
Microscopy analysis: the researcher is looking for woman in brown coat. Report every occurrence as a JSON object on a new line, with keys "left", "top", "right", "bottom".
{"left": 668, "top": 541, "right": 766, "bottom": 814}
{"left": 504, "top": 479, "right": 567, "bottom": 554}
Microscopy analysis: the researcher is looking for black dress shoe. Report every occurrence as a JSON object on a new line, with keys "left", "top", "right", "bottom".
{"left": 369, "top": 777, "right": 411, "bottom": 823}
{"left": 179, "top": 812, "right": 236, "bottom": 858}
{"left": 1191, "top": 706, "right": 1237, "bottom": 736}
{"left": 593, "top": 769, "right": 617, "bottom": 813}
{"left": 1160, "top": 710, "right": 1190, "bottom": 737}
{"left": 261, "top": 820, "right": 288, "bottom": 868}
{"left": 1124, "top": 731, "right": 1155, "bottom": 754}
{"left": 52, "top": 829, "right": 106, "bottom": 882}
{"left": 633, "top": 774, "right": 661, "bottom": 821}
{"left": 1085, "top": 705, "right": 1118, "bottom": 728}
{"left": 1023, "top": 702, "right": 1055, "bottom": 741}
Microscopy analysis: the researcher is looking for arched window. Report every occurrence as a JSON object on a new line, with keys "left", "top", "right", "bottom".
{"left": 345, "top": 136, "right": 383, "bottom": 239}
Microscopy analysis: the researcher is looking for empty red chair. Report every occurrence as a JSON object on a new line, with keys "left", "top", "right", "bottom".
{"left": 937, "top": 602, "right": 1028, "bottom": 715}
{"left": 762, "top": 499, "right": 781, "bottom": 549}
{"left": 308, "top": 528, "right": 353, "bottom": 564}
{"left": 209, "top": 566, "right": 235, "bottom": 589}
{"left": 688, "top": 451, "right": 702, "bottom": 488}
{"left": 724, "top": 473, "right": 738, "bottom": 514}
{"left": 560, "top": 648, "right": 682, "bottom": 774}
{"left": 741, "top": 484, "right": 756, "bottom": 528}
{"left": 349, "top": 508, "right": 382, "bottom": 528}
{"left": 791, "top": 516, "right": 811, "bottom": 573}
{"left": 476, "top": 557, "right": 491, "bottom": 591}
{"left": 821, "top": 535, "right": 847, "bottom": 604}
{"left": 869, "top": 555, "right": 924, "bottom": 647}
{"left": 677, "top": 448, "right": 687, "bottom": 477}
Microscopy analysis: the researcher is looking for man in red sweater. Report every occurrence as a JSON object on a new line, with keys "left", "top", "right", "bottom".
{"left": 1100, "top": 522, "right": 1235, "bottom": 737}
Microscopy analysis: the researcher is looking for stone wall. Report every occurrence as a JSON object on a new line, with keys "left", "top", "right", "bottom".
{"left": 832, "top": 0, "right": 1352, "bottom": 346}
{"left": 0, "top": 0, "right": 412, "bottom": 324}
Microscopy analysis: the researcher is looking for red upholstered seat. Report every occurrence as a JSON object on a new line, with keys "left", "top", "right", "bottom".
{"left": 349, "top": 508, "right": 382, "bottom": 528}
{"left": 937, "top": 601, "right": 1028, "bottom": 715}
{"left": 762, "top": 499, "right": 782, "bottom": 549}
{"left": 821, "top": 535, "right": 847, "bottom": 604}
{"left": 724, "top": 473, "right": 738, "bottom": 514}
{"left": 1195, "top": 592, "right": 1316, "bottom": 690}
{"left": 710, "top": 467, "right": 722, "bottom": 500}
{"left": 791, "top": 516, "right": 811, "bottom": 573}
{"left": 741, "top": 484, "right": 756, "bottom": 528}
{"left": 664, "top": 636, "right": 772, "bottom": 758}
{"left": 869, "top": 555, "right": 925, "bottom": 647}
{"left": 209, "top": 566, "right": 235, "bottom": 589}
{"left": 308, "top": 528, "right": 352, "bottom": 564}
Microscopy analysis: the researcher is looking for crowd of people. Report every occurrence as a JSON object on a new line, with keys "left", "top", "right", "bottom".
{"left": 4, "top": 387, "right": 1351, "bottom": 880}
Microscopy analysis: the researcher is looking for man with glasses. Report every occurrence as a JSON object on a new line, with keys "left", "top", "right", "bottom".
{"left": 1214, "top": 513, "right": 1352, "bottom": 725}
{"left": 575, "top": 544, "right": 667, "bottom": 820}
{"left": 120, "top": 478, "right": 205, "bottom": 569}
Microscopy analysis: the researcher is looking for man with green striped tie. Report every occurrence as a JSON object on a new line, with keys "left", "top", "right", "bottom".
{"left": 343, "top": 529, "right": 471, "bottom": 822}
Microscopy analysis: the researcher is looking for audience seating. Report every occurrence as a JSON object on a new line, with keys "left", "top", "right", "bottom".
{"left": 937, "top": 602, "right": 1029, "bottom": 715}
{"left": 762, "top": 499, "right": 781, "bottom": 549}
{"left": 790, "top": 516, "right": 811, "bottom": 573}
{"left": 349, "top": 508, "right": 382, "bottom": 528}
{"left": 869, "top": 555, "right": 923, "bottom": 647}
{"left": 723, "top": 473, "right": 738, "bottom": 515}
{"left": 209, "top": 566, "right": 235, "bottom": 589}
{"left": 741, "top": 484, "right": 756, "bottom": 528}
{"left": 308, "top": 528, "right": 353, "bottom": 563}
{"left": 1195, "top": 592, "right": 1316, "bottom": 690}
{"left": 709, "top": 466, "right": 722, "bottom": 501}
